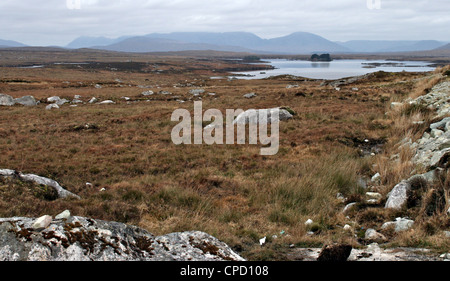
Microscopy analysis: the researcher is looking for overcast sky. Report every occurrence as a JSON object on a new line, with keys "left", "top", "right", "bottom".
{"left": 1, "top": 0, "right": 449, "bottom": 46}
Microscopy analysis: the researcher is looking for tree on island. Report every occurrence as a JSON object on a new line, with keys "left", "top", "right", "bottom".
{"left": 311, "top": 54, "right": 332, "bottom": 62}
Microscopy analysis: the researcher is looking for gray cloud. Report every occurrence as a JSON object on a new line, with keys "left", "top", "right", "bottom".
{"left": 0, "top": 0, "right": 449, "bottom": 46}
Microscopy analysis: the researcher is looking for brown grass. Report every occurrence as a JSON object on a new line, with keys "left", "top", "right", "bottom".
{"left": 1, "top": 50, "right": 449, "bottom": 259}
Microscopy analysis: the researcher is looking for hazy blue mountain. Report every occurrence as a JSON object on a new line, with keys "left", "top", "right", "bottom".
{"left": 95, "top": 37, "right": 255, "bottom": 53}
{"left": 435, "top": 43, "right": 450, "bottom": 50}
{"left": 66, "top": 36, "right": 132, "bottom": 49}
{"left": 257, "top": 32, "right": 350, "bottom": 53}
{"left": 0, "top": 39, "right": 27, "bottom": 48}
{"left": 91, "top": 31, "right": 350, "bottom": 54}
{"left": 145, "top": 32, "right": 264, "bottom": 49}
{"left": 338, "top": 40, "right": 447, "bottom": 53}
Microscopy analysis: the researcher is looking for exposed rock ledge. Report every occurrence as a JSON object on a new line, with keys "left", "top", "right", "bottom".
{"left": 0, "top": 216, "right": 245, "bottom": 261}
{"left": 0, "top": 169, "right": 80, "bottom": 200}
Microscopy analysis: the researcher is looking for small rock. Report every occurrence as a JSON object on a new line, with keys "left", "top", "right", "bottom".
{"left": 32, "top": 215, "right": 52, "bottom": 230}
{"left": 371, "top": 173, "right": 381, "bottom": 183}
{"left": 0, "top": 94, "right": 15, "bottom": 106}
{"left": 95, "top": 84, "right": 102, "bottom": 89}
{"left": 259, "top": 237, "right": 266, "bottom": 246}
{"left": 98, "top": 100, "right": 115, "bottom": 105}
{"left": 382, "top": 218, "right": 414, "bottom": 232}
{"left": 365, "top": 229, "right": 387, "bottom": 243}
{"left": 343, "top": 202, "right": 357, "bottom": 214}
{"left": 45, "top": 104, "right": 60, "bottom": 110}
{"left": 305, "top": 219, "right": 313, "bottom": 226}
{"left": 55, "top": 210, "right": 71, "bottom": 220}
{"left": 89, "top": 97, "right": 98, "bottom": 104}
{"left": 343, "top": 224, "right": 352, "bottom": 231}
{"left": 243, "top": 93, "right": 257, "bottom": 99}
{"left": 141, "top": 91, "right": 154, "bottom": 96}
{"left": 385, "top": 181, "right": 410, "bottom": 209}
{"left": 391, "top": 102, "right": 403, "bottom": 110}
{"left": 317, "top": 244, "right": 352, "bottom": 262}
{"left": 15, "top": 96, "right": 37, "bottom": 106}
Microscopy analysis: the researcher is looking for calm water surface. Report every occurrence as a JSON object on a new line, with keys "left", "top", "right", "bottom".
{"left": 231, "top": 59, "right": 436, "bottom": 80}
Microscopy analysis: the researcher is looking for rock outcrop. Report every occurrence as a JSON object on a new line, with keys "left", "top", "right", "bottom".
{"left": 0, "top": 169, "right": 80, "bottom": 199}
{"left": 233, "top": 107, "right": 294, "bottom": 125}
{"left": 0, "top": 216, "right": 245, "bottom": 261}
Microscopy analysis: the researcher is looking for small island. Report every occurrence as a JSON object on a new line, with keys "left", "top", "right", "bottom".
{"left": 310, "top": 53, "right": 332, "bottom": 62}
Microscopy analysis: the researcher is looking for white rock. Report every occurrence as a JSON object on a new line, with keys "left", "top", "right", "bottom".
{"left": 0, "top": 169, "right": 16, "bottom": 177}
{"left": 55, "top": 210, "right": 71, "bottom": 220}
{"left": 89, "top": 97, "right": 98, "bottom": 104}
{"left": 98, "top": 100, "right": 115, "bottom": 105}
{"left": 141, "top": 91, "right": 154, "bottom": 96}
{"left": 305, "top": 219, "right": 313, "bottom": 226}
{"left": 381, "top": 218, "right": 414, "bottom": 232}
{"left": 343, "top": 224, "right": 352, "bottom": 231}
{"left": 259, "top": 237, "right": 266, "bottom": 246}
{"left": 32, "top": 215, "right": 52, "bottom": 229}
{"left": 365, "top": 229, "right": 387, "bottom": 242}
{"left": 46, "top": 104, "right": 60, "bottom": 110}
{"left": 371, "top": 173, "right": 381, "bottom": 183}
{"left": 343, "top": 202, "right": 357, "bottom": 213}
{"left": 385, "top": 181, "right": 410, "bottom": 209}
{"left": 0, "top": 94, "right": 16, "bottom": 106}
{"left": 15, "top": 96, "right": 37, "bottom": 106}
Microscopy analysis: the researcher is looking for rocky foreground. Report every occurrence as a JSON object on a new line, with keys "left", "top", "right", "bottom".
{"left": 0, "top": 215, "right": 245, "bottom": 261}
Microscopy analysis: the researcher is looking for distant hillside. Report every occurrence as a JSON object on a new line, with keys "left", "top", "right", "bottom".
{"left": 338, "top": 40, "right": 447, "bottom": 53}
{"left": 95, "top": 37, "right": 256, "bottom": 53}
{"left": 78, "top": 32, "right": 350, "bottom": 54}
{"left": 0, "top": 39, "right": 27, "bottom": 48}
{"left": 435, "top": 43, "right": 450, "bottom": 50}
{"left": 66, "top": 36, "right": 132, "bottom": 49}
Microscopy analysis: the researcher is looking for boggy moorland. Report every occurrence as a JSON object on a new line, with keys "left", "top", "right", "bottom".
{"left": 0, "top": 49, "right": 449, "bottom": 261}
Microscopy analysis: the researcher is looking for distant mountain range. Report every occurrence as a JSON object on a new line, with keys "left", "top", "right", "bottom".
{"left": 1, "top": 32, "right": 449, "bottom": 54}
{"left": 0, "top": 39, "right": 27, "bottom": 48}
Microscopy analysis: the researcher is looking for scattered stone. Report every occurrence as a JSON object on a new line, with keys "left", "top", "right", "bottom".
{"left": 32, "top": 215, "right": 52, "bottom": 230}
{"left": 74, "top": 95, "right": 82, "bottom": 99}
{"left": 343, "top": 202, "right": 357, "bottom": 214}
{"left": 98, "top": 100, "right": 115, "bottom": 105}
{"left": 141, "top": 91, "right": 154, "bottom": 96}
{"left": 385, "top": 181, "right": 410, "bottom": 209}
{"left": 15, "top": 96, "right": 37, "bottom": 106}
{"left": 343, "top": 224, "right": 352, "bottom": 231}
{"left": 45, "top": 104, "right": 60, "bottom": 110}
{"left": 391, "top": 102, "right": 403, "bottom": 110}
{"left": 371, "top": 173, "right": 381, "bottom": 183}
{"left": 259, "top": 237, "right": 267, "bottom": 246}
{"left": 365, "top": 229, "right": 387, "bottom": 243}
{"left": 382, "top": 218, "right": 414, "bottom": 232}
{"left": 233, "top": 108, "right": 293, "bottom": 125}
{"left": 305, "top": 219, "right": 313, "bottom": 226}
{"left": 0, "top": 94, "right": 15, "bottom": 106}
{"left": 189, "top": 89, "right": 205, "bottom": 96}
{"left": 89, "top": 97, "right": 98, "bottom": 104}
{"left": 55, "top": 210, "right": 71, "bottom": 220}
{"left": 0, "top": 169, "right": 16, "bottom": 177}
{"left": 159, "top": 91, "right": 172, "bottom": 95}
{"left": 243, "top": 92, "right": 257, "bottom": 99}
{"left": 95, "top": 84, "right": 102, "bottom": 89}
{"left": 317, "top": 244, "right": 352, "bottom": 262}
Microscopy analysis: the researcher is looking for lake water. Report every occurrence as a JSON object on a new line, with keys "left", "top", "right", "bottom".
{"left": 231, "top": 59, "right": 436, "bottom": 80}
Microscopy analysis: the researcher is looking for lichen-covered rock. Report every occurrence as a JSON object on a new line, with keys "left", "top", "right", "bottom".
{"left": 0, "top": 217, "right": 245, "bottom": 261}
{"left": 15, "top": 96, "right": 37, "bottom": 106}
{"left": 385, "top": 181, "right": 411, "bottom": 209}
{"left": 0, "top": 94, "right": 15, "bottom": 106}
{"left": 233, "top": 108, "right": 293, "bottom": 125}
